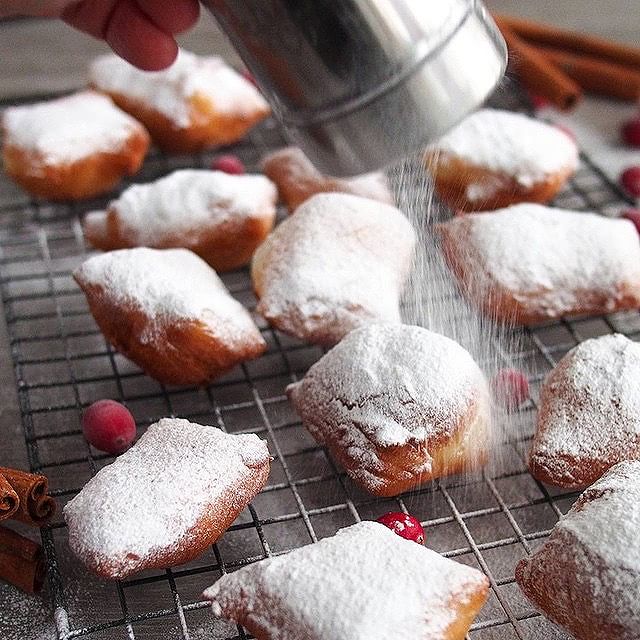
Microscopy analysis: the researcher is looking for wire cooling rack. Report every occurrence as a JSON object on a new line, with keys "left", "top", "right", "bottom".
{"left": 0, "top": 85, "right": 638, "bottom": 640}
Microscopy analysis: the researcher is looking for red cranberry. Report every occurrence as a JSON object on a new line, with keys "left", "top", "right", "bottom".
{"left": 376, "top": 512, "right": 425, "bottom": 544}
{"left": 529, "top": 94, "right": 550, "bottom": 111}
{"left": 621, "top": 118, "right": 640, "bottom": 147}
{"left": 211, "top": 154, "right": 245, "bottom": 175}
{"left": 492, "top": 368, "right": 530, "bottom": 411}
{"left": 622, "top": 208, "right": 640, "bottom": 234}
{"left": 621, "top": 166, "right": 640, "bottom": 198}
{"left": 82, "top": 400, "right": 136, "bottom": 454}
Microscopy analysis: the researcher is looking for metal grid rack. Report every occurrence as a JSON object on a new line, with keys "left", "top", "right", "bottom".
{"left": 0, "top": 86, "right": 637, "bottom": 640}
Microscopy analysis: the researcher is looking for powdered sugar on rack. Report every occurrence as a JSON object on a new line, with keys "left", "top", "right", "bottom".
{"left": 64, "top": 418, "right": 269, "bottom": 578}
{"left": 1, "top": 91, "right": 143, "bottom": 165}
{"left": 89, "top": 50, "right": 269, "bottom": 128}
{"left": 204, "top": 521, "right": 488, "bottom": 640}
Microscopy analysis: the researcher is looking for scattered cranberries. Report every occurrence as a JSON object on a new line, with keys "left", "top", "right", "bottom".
{"left": 376, "top": 512, "right": 425, "bottom": 545}
{"left": 211, "top": 154, "right": 245, "bottom": 175}
{"left": 82, "top": 400, "right": 136, "bottom": 454}
{"left": 622, "top": 208, "right": 640, "bottom": 234}
{"left": 621, "top": 117, "right": 640, "bottom": 148}
{"left": 620, "top": 166, "right": 640, "bottom": 198}
{"left": 492, "top": 368, "right": 530, "bottom": 411}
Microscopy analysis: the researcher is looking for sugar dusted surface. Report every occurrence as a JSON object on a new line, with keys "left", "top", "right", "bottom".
{"left": 64, "top": 418, "right": 269, "bottom": 576}
{"left": 533, "top": 334, "right": 640, "bottom": 474}
{"left": 288, "top": 323, "right": 485, "bottom": 449}
{"left": 2, "top": 91, "right": 142, "bottom": 165}
{"left": 85, "top": 170, "right": 277, "bottom": 245}
{"left": 518, "top": 460, "right": 640, "bottom": 635}
{"left": 74, "top": 247, "right": 257, "bottom": 343}
{"left": 443, "top": 203, "right": 640, "bottom": 318}
{"left": 253, "top": 193, "right": 415, "bottom": 338}
{"left": 434, "top": 108, "right": 578, "bottom": 198}
{"left": 89, "top": 50, "right": 269, "bottom": 128}
{"left": 204, "top": 521, "right": 488, "bottom": 640}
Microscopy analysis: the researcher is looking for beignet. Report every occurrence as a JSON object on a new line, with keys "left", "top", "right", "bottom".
{"left": 1, "top": 91, "right": 149, "bottom": 200}
{"left": 438, "top": 204, "right": 640, "bottom": 325}
{"left": 204, "top": 521, "right": 489, "bottom": 640}
{"left": 65, "top": 418, "right": 270, "bottom": 579}
{"left": 287, "top": 324, "right": 490, "bottom": 496}
{"left": 252, "top": 193, "right": 415, "bottom": 345}
{"left": 262, "top": 147, "right": 393, "bottom": 212}
{"left": 516, "top": 460, "right": 640, "bottom": 640}
{"left": 74, "top": 248, "right": 266, "bottom": 385}
{"left": 530, "top": 333, "right": 640, "bottom": 488}
{"left": 89, "top": 50, "right": 270, "bottom": 153}
{"left": 426, "top": 108, "right": 578, "bottom": 212}
{"left": 82, "top": 169, "right": 277, "bottom": 272}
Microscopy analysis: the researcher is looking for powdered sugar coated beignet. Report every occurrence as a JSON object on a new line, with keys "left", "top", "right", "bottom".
{"left": 89, "top": 50, "right": 270, "bottom": 153}
{"left": 262, "top": 147, "right": 393, "bottom": 212}
{"left": 427, "top": 109, "right": 578, "bottom": 212}
{"left": 65, "top": 418, "right": 270, "bottom": 579}
{"left": 74, "top": 248, "right": 265, "bottom": 385}
{"left": 287, "top": 324, "right": 489, "bottom": 496}
{"left": 530, "top": 334, "right": 640, "bottom": 489}
{"left": 438, "top": 204, "right": 640, "bottom": 325}
{"left": 82, "top": 169, "right": 277, "bottom": 272}
{"left": 204, "top": 521, "right": 489, "bottom": 640}
{"left": 252, "top": 193, "right": 415, "bottom": 345}
{"left": 1, "top": 91, "right": 149, "bottom": 200}
{"left": 516, "top": 460, "right": 640, "bottom": 640}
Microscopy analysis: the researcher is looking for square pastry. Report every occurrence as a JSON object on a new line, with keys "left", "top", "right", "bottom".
{"left": 204, "top": 521, "right": 489, "bottom": 639}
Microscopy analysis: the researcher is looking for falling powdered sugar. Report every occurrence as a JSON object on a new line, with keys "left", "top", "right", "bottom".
{"left": 89, "top": 50, "right": 269, "bottom": 128}
{"left": 83, "top": 169, "right": 277, "bottom": 246}
{"left": 64, "top": 418, "right": 269, "bottom": 578}
{"left": 1, "top": 91, "right": 143, "bottom": 165}
{"left": 204, "top": 521, "right": 488, "bottom": 640}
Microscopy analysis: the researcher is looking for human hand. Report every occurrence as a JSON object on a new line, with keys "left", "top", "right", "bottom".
{"left": 1, "top": 0, "right": 200, "bottom": 70}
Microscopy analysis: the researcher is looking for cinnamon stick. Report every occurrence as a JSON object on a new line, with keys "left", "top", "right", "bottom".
{"left": 0, "top": 467, "right": 56, "bottom": 526}
{"left": 538, "top": 46, "right": 640, "bottom": 102}
{"left": 0, "top": 473, "right": 19, "bottom": 522}
{"left": 0, "top": 525, "right": 46, "bottom": 593}
{"left": 494, "top": 14, "right": 640, "bottom": 70}
{"left": 493, "top": 18, "right": 582, "bottom": 111}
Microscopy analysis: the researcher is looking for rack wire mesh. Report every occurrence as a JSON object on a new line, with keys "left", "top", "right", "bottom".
{"left": 0, "top": 85, "right": 637, "bottom": 640}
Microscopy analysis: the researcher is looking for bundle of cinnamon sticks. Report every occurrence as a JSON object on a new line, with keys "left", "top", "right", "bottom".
{"left": 493, "top": 14, "right": 640, "bottom": 110}
{"left": 0, "top": 467, "right": 55, "bottom": 593}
